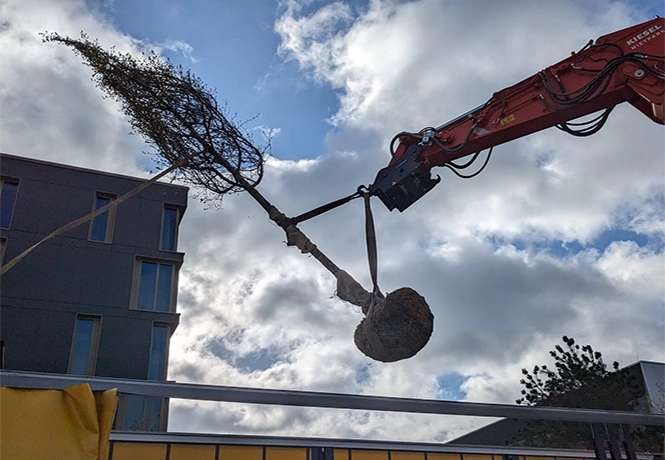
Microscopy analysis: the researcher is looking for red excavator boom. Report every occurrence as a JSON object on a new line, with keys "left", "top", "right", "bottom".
{"left": 370, "top": 17, "right": 664, "bottom": 212}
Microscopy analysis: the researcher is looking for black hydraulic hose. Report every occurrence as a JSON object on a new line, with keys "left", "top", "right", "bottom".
{"left": 444, "top": 147, "right": 494, "bottom": 179}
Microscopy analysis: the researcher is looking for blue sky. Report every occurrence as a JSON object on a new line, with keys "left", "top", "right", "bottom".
{"left": 490, "top": 226, "right": 659, "bottom": 259}
{"left": 93, "top": 0, "right": 664, "bottom": 165}
{"left": 95, "top": 0, "right": 342, "bottom": 160}
{"left": 2, "top": 0, "right": 664, "bottom": 442}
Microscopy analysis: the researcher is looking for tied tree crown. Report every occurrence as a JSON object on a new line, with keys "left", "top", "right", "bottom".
{"left": 42, "top": 32, "right": 265, "bottom": 205}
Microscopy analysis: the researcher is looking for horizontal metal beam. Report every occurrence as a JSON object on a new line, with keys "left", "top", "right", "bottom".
{"left": 110, "top": 431, "right": 596, "bottom": 457}
{"left": 1, "top": 370, "right": 662, "bottom": 426}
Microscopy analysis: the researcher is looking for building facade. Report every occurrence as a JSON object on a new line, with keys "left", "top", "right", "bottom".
{"left": 0, "top": 153, "right": 188, "bottom": 430}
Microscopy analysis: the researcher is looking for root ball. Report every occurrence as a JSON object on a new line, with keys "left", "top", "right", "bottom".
{"left": 354, "top": 287, "right": 434, "bottom": 362}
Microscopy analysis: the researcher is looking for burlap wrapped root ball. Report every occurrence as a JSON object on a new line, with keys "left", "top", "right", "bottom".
{"left": 354, "top": 287, "right": 434, "bottom": 362}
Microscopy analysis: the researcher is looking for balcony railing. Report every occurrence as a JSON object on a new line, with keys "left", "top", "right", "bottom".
{"left": 1, "top": 369, "right": 662, "bottom": 459}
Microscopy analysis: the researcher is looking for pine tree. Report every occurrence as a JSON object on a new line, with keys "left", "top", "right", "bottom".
{"left": 515, "top": 336, "right": 663, "bottom": 451}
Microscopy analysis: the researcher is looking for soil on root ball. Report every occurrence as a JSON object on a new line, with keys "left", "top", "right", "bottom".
{"left": 354, "top": 287, "right": 434, "bottom": 362}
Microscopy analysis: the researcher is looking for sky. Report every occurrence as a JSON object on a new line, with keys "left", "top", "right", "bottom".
{"left": 1, "top": 0, "right": 664, "bottom": 443}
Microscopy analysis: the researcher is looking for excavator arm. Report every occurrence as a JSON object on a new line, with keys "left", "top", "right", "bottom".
{"left": 370, "top": 17, "right": 665, "bottom": 212}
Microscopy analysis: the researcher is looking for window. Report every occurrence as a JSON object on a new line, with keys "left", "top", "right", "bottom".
{"left": 148, "top": 324, "right": 169, "bottom": 380}
{"left": 120, "top": 394, "right": 146, "bottom": 430}
{"left": 1, "top": 177, "right": 20, "bottom": 229}
{"left": 117, "top": 394, "right": 166, "bottom": 431}
{"left": 134, "top": 259, "right": 175, "bottom": 312}
{"left": 89, "top": 192, "right": 117, "bottom": 242}
{"left": 68, "top": 315, "right": 101, "bottom": 375}
{"left": 115, "top": 324, "right": 170, "bottom": 431}
{"left": 160, "top": 205, "right": 180, "bottom": 251}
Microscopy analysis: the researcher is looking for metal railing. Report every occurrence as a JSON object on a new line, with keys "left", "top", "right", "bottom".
{"left": 1, "top": 369, "right": 663, "bottom": 458}
{"left": 2, "top": 370, "right": 662, "bottom": 426}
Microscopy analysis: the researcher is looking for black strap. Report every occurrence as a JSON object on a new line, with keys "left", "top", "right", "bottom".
{"left": 363, "top": 191, "right": 380, "bottom": 298}
{"left": 292, "top": 190, "right": 361, "bottom": 224}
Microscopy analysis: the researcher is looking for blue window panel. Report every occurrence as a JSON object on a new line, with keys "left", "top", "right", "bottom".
{"left": 90, "top": 196, "right": 111, "bottom": 241}
{"left": 137, "top": 262, "right": 158, "bottom": 310}
{"left": 143, "top": 397, "right": 164, "bottom": 431}
{"left": 1, "top": 180, "right": 19, "bottom": 229}
{"left": 122, "top": 394, "right": 146, "bottom": 431}
{"left": 70, "top": 318, "right": 96, "bottom": 375}
{"left": 148, "top": 325, "right": 168, "bottom": 380}
{"left": 155, "top": 264, "right": 172, "bottom": 312}
{"left": 122, "top": 395, "right": 164, "bottom": 431}
{"left": 136, "top": 261, "right": 174, "bottom": 311}
{"left": 161, "top": 207, "right": 178, "bottom": 251}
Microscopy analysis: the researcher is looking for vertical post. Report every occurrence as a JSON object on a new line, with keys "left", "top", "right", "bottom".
{"left": 606, "top": 424, "right": 622, "bottom": 460}
{"left": 591, "top": 422, "right": 608, "bottom": 460}
{"left": 310, "top": 447, "right": 334, "bottom": 460}
{"left": 621, "top": 424, "right": 638, "bottom": 460}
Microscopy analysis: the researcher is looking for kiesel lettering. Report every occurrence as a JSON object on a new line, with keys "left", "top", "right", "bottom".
{"left": 627, "top": 24, "right": 662, "bottom": 46}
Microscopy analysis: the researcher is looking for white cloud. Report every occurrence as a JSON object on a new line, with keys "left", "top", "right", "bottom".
{"left": 252, "top": 125, "right": 283, "bottom": 145}
{"left": 2, "top": 0, "right": 663, "bottom": 444}
{"left": 157, "top": 39, "right": 199, "bottom": 63}
{"left": 595, "top": 241, "right": 665, "bottom": 298}
{"left": 0, "top": 0, "right": 150, "bottom": 175}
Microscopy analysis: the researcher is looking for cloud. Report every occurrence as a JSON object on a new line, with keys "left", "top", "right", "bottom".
{"left": 252, "top": 125, "right": 282, "bottom": 144}
{"left": 2, "top": 0, "right": 663, "bottom": 443}
{"left": 156, "top": 39, "right": 199, "bottom": 63}
{"left": 0, "top": 0, "right": 150, "bottom": 175}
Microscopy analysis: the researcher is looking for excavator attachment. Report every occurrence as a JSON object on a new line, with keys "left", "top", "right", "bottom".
{"left": 369, "top": 144, "right": 440, "bottom": 212}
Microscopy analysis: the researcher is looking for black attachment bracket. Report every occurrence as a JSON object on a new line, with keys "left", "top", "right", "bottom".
{"left": 368, "top": 144, "right": 441, "bottom": 212}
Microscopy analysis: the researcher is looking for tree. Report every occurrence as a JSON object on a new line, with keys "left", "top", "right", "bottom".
{"left": 517, "top": 335, "right": 624, "bottom": 408}
{"left": 515, "top": 336, "right": 663, "bottom": 452}
{"left": 38, "top": 32, "right": 433, "bottom": 362}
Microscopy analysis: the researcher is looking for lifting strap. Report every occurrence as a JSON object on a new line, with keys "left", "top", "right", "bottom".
{"left": 291, "top": 186, "right": 384, "bottom": 313}
{"left": 291, "top": 190, "right": 361, "bottom": 224}
{"left": 362, "top": 189, "right": 381, "bottom": 301}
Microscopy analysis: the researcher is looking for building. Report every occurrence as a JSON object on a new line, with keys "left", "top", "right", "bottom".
{"left": 0, "top": 153, "right": 188, "bottom": 431}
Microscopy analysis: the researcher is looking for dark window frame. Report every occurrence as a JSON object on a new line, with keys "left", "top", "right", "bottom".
{"left": 88, "top": 191, "right": 117, "bottom": 243}
{"left": 160, "top": 204, "right": 181, "bottom": 252}
{"left": 67, "top": 314, "right": 102, "bottom": 376}
{"left": 0, "top": 176, "right": 20, "bottom": 230}
{"left": 114, "top": 322, "right": 171, "bottom": 431}
{"left": 0, "top": 238, "right": 6, "bottom": 265}
{"left": 148, "top": 322, "right": 170, "bottom": 381}
{"left": 131, "top": 257, "right": 179, "bottom": 312}
{"left": 115, "top": 393, "right": 167, "bottom": 432}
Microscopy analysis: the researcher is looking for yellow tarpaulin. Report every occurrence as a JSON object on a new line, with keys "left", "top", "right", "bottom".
{"left": 0, "top": 383, "right": 117, "bottom": 460}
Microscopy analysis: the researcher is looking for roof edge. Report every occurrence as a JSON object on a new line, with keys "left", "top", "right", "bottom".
{"left": 0, "top": 152, "right": 189, "bottom": 191}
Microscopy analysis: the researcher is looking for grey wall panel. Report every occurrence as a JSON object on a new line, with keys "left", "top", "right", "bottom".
{"left": 96, "top": 315, "right": 151, "bottom": 379}
{"left": 1, "top": 305, "right": 75, "bottom": 373}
